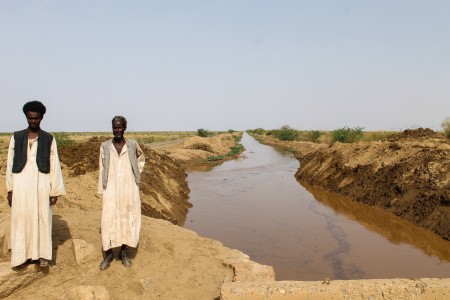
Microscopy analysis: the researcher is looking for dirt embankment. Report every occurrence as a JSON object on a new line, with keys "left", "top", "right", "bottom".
{"left": 258, "top": 128, "right": 450, "bottom": 240}
{"left": 58, "top": 136, "right": 191, "bottom": 225}
{"left": 0, "top": 132, "right": 275, "bottom": 300}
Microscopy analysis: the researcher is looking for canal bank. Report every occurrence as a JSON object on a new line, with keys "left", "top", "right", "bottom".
{"left": 185, "top": 133, "right": 450, "bottom": 281}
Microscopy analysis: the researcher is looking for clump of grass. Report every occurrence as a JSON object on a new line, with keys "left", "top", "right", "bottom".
{"left": 362, "top": 131, "right": 396, "bottom": 141}
{"left": 206, "top": 143, "right": 244, "bottom": 161}
{"left": 307, "top": 130, "right": 321, "bottom": 142}
{"left": 331, "top": 127, "right": 364, "bottom": 143}
{"left": 232, "top": 132, "right": 243, "bottom": 142}
{"left": 137, "top": 136, "right": 155, "bottom": 144}
{"left": 53, "top": 132, "right": 75, "bottom": 147}
{"left": 287, "top": 147, "right": 298, "bottom": 155}
{"left": 206, "top": 155, "right": 225, "bottom": 161}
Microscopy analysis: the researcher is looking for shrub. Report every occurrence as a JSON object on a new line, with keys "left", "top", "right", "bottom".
{"left": 308, "top": 130, "right": 321, "bottom": 142}
{"left": 331, "top": 127, "right": 364, "bottom": 143}
{"left": 197, "top": 128, "right": 210, "bottom": 137}
{"left": 275, "top": 125, "right": 299, "bottom": 141}
{"left": 442, "top": 117, "right": 450, "bottom": 138}
{"left": 250, "top": 128, "right": 266, "bottom": 135}
{"left": 53, "top": 132, "right": 75, "bottom": 147}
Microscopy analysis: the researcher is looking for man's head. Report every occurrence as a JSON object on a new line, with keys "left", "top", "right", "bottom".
{"left": 112, "top": 116, "right": 127, "bottom": 139}
{"left": 23, "top": 101, "right": 46, "bottom": 131}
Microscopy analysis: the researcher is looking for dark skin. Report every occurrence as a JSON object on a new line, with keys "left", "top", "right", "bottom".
{"left": 7, "top": 111, "right": 58, "bottom": 207}
{"left": 112, "top": 120, "right": 126, "bottom": 154}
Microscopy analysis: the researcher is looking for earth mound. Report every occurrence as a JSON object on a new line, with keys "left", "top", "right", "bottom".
{"left": 58, "top": 137, "right": 191, "bottom": 225}
{"left": 255, "top": 129, "right": 450, "bottom": 240}
{"left": 388, "top": 127, "right": 445, "bottom": 141}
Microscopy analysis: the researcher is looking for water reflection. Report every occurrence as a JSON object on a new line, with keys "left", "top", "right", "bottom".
{"left": 301, "top": 182, "right": 450, "bottom": 261}
{"left": 185, "top": 133, "right": 450, "bottom": 280}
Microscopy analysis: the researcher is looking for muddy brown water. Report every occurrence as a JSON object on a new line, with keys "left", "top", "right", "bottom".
{"left": 184, "top": 133, "right": 450, "bottom": 281}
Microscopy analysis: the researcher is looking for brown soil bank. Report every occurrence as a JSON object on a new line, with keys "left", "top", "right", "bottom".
{"left": 258, "top": 128, "right": 450, "bottom": 240}
{"left": 58, "top": 136, "right": 191, "bottom": 225}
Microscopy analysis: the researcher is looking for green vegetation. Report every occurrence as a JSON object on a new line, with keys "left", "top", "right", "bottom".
{"left": 247, "top": 128, "right": 266, "bottom": 135}
{"left": 136, "top": 136, "right": 155, "bottom": 144}
{"left": 442, "top": 117, "right": 450, "bottom": 138}
{"left": 331, "top": 127, "right": 364, "bottom": 143}
{"left": 206, "top": 143, "right": 244, "bottom": 161}
{"left": 272, "top": 125, "right": 299, "bottom": 141}
{"left": 197, "top": 128, "right": 211, "bottom": 137}
{"left": 307, "top": 130, "right": 321, "bottom": 143}
{"left": 248, "top": 126, "right": 400, "bottom": 144}
{"left": 53, "top": 132, "right": 76, "bottom": 147}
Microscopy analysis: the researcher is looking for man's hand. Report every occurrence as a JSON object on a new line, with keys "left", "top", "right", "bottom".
{"left": 7, "top": 192, "right": 12, "bottom": 207}
{"left": 49, "top": 196, "right": 58, "bottom": 206}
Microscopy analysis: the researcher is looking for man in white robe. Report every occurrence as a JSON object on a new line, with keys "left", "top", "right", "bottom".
{"left": 98, "top": 116, "right": 145, "bottom": 270}
{"left": 6, "top": 101, "right": 66, "bottom": 268}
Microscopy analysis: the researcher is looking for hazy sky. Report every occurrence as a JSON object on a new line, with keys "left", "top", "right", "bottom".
{"left": 1, "top": 0, "right": 449, "bottom": 132}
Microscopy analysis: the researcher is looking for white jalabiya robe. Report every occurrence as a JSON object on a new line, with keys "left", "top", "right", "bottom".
{"left": 98, "top": 143, "right": 145, "bottom": 251}
{"left": 6, "top": 135, "right": 66, "bottom": 267}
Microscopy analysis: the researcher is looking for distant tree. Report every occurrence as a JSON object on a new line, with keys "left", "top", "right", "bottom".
{"left": 197, "top": 128, "right": 210, "bottom": 137}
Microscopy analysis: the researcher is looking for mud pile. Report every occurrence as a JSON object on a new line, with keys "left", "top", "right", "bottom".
{"left": 58, "top": 137, "right": 191, "bottom": 225}
{"left": 294, "top": 128, "right": 450, "bottom": 240}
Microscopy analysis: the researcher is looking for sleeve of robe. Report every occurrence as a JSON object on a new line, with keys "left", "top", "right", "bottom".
{"left": 136, "top": 143, "right": 145, "bottom": 173}
{"left": 98, "top": 145, "right": 105, "bottom": 194}
{"left": 50, "top": 139, "right": 66, "bottom": 197}
{"left": 5, "top": 136, "right": 14, "bottom": 192}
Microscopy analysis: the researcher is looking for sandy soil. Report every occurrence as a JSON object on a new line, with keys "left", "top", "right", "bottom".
{"left": 0, "top": 133, "right": 275, "bottom": 300}
{"left": 1, "top": 130, "right": 449, "bottom": 299}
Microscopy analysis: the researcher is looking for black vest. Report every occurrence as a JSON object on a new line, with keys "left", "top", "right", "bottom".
{"left": 12, "top": 129, "right": 53, "bottom": 174}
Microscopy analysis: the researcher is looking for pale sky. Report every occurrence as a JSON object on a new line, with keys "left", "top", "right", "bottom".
{"left": 1, "top": 0, "right": 449, "bottom": 132}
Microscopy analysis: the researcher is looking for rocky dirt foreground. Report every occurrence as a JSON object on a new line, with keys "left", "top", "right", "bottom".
{"left": 1, "top": 131, "right": 450, "bottom": 299}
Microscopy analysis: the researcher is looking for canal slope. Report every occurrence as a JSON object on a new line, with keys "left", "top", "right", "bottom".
{"left": 256, "top": 128, "right": 450, "bottom": 241}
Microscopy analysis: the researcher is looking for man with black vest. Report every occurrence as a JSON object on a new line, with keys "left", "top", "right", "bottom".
{"left": 6, "top": 100, "right": 66, "bottom": 268}
{"left": 97, "top": 116, "right": 145, "bottom": 270}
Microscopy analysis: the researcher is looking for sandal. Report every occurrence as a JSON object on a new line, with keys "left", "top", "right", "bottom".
{"left": 39, "top": 258, "right": 49, "bottom": 267}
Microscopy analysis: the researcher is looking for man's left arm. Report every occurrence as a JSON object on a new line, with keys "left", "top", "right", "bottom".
{"left": 49, "top": 138, "right": 66, "bottom": 205}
